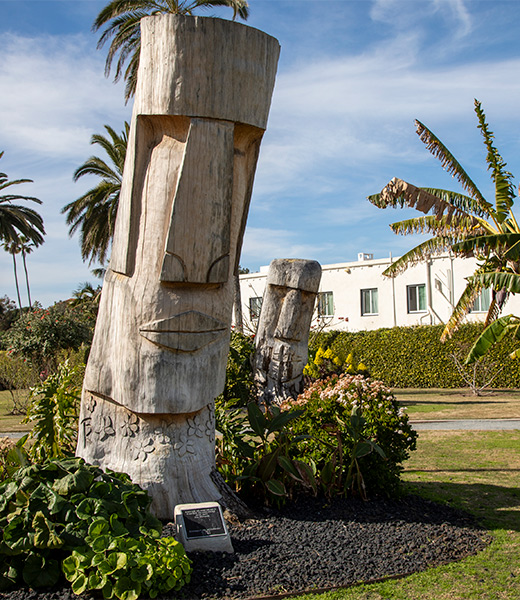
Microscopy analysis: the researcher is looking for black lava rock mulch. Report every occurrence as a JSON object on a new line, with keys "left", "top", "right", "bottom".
{"left": 0, "top": 494, "right": 491, "bottom": 600}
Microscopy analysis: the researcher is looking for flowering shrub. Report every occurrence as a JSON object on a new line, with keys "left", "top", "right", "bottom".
{"left": 304, "top": 346, "right": 369, "bottom": 382}
{"left": 4, "top": 302, "right": 94, "bottom": 373}
{"left": 284, "top": 373, "right": 417, "bottom": 497}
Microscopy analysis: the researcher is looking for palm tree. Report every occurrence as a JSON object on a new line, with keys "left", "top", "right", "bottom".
{"left": 19, "top": 236, "right": 35, "bottom": 309}
{"left": 71, "top": 281, "right": 102, "bottom": 305}
{"left": 1, "top": 152, "right": 45, "bottom": 309}
{"left": 368, "top": 99, "right": 520, "bottom": 343}
{"left": 3, "top": 241, "right": 23, "bottom": 310}
{"left": 94, "top": 0, "right": 250, "bottom": 102}
{"left": 0, "top": 151, "right": 45, "bottom": 248}
{"left": 3, "top": 238, "right": 37, "bottom": 311}
{"left": 62, "top": 123, "right": 129, "bottom": 266}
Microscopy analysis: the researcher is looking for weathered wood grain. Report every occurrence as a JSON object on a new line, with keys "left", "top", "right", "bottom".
{"left": 254, "top": 259, "right": 322, "bottom": 406}
{"left": 77, "top": 14, "right": 279, "bottom": 518}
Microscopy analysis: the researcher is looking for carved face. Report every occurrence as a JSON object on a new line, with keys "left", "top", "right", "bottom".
{"left": 254, "top": 259, "right": 322, "bottom": 389}
{"left": 82, "top": 14, "right": 279, "bottom": 416}
{"left": 134, "top": 116, "right": 233, "bottom": 357}
{"left": 262, "top": 285, "right": 317, "bottom": 380}
{"left": 84, "top": 116, "right": 263, "bottom": 414}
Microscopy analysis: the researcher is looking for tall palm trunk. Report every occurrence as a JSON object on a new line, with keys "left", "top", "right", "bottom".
{"left": 11, "top": 252, "right": 22, "bottom": 310}
{"left": 21, "top": 247, "right": 32, "bottom": 309}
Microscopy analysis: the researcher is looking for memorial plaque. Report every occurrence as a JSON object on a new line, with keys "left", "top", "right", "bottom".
{"left": 183, "top": 506, "right": 226, "bottom": 538}
{"left": 174, "top": 501, "right": 234, "bottom": 553}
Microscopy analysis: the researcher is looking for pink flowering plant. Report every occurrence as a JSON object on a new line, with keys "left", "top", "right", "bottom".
{"left": 283, "top": 373, "right": 417, "bottom": 497}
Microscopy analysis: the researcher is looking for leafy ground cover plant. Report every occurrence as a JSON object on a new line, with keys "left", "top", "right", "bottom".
{"left": 62, "top": 525, "right": 191, "bottom": 600}
{"left": 0, "top": 436, "right": 29, "bottom": 483}
{"left": 0, "top": 457, "right": 191, "bottom": 597}
{"left": 285, "top": 374, "right": 417, "bottom": 497}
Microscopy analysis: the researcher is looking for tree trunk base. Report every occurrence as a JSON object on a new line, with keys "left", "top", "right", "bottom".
{"left": 210, "top": 468, "right": 254, "bottom": 521}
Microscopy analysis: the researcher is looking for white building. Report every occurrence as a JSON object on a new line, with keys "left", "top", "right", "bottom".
{"left": 238, "top": 253, "right": 520, "bottom": 333}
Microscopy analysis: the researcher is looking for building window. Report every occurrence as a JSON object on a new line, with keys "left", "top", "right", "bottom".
{"left": 249, "top": 296, "right": 262, "bottom": 320}
{"left": 407, "top": 284, "right": 427, "bottom": 313}
{"left": 472, "top": 288, "right": 491, "bottom": 312}
{"left": 361, "top": 288, "right": 378, "bottom": 316}
{"left": 317, "top": 291, "right": 334, "bottom": 317}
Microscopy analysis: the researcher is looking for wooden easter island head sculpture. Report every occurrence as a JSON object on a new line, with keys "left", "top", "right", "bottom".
{"left": 254, "top": 259, "right": 322, "bottom": 406}
{"left": 76, "top": 14, "right": 279, "bottom": 518}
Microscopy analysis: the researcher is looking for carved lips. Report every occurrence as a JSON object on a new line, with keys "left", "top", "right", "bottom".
{"left": 139, "top": 310, "right": 227, "bottom": 352}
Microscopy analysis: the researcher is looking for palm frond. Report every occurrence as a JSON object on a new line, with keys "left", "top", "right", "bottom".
{"left": 368, "top": 178, "right": 481, "bottom": 225}
{"left": 419, "top": 188, "right": 492, "bottom": 219}
{"left": 473, "top": 271, "right": 520, "bottom": 295}
{"left": 94, "top": 0, "right": 249, "bottom": 100}
{"left": 485, "top": 292, "right": 507, "bottom": 327}
{"left": 465, "top": 314, "right": 520, "bottom": 364}
{"left": 441, "top": 278, "right": 483, "bottom": 341}
{"left": 452, "top": 233, "right": 520, "bottom": 259}
{"left": 194, "top": 0, "right": 249, "bottom": 19}
{"left": 73, "top": 157, "right": 121, "bottom": 183}
{"left": 0, "top": 178, "right": 35, "bottom": 192}
{"left": 123, "top": 46, "right": 141, "bottom": 101}
{"left": 0, "top": 204, "right": 45, "bottom": 246}
{"left": 64, "top": 121, "right": 127, "bottom": 265}
{"left": 0, "top": 152, "right": 45, "bottom": 247}
{"left": 474, "top": 99, "right": 516, "bottom": 223}
{"left": 93, "top": 0, "right": 152, "bottom": 31}
{"left": 389, "top": 214, "right": 482, "bottom": 238}
{"left": 383, "top": 236, "right": 453, "bottom": 277}
{"left": 415, "top": 119, "right": 490, "bottom": 212}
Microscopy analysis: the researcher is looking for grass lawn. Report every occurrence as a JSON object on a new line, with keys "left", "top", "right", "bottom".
{"left": 0, "top": 388, "right": 519, "bottom": 598}
{"left": 301, "top": 429, "right": 520, "bottom": 600}
{"left": 0, "top": 389, "right": 31, "bottom": 433}
{"left": 395, "top": 388, "right": 520, "bottom": 420}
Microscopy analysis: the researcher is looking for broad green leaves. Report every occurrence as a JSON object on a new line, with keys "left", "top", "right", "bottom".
{"left": 0, "top": 457, "right": 179, "bottom": 595}
{"left": 466, "top": 314, "right": 520, "bottom": 364}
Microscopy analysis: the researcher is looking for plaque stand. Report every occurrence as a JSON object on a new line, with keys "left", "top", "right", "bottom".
{"left": 174, "top": 501, "right": 234, "bottom": 553}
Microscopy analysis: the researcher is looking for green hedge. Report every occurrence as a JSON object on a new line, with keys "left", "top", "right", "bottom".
{"left": 309, "top": 323, "right": 520, "bottom": 388}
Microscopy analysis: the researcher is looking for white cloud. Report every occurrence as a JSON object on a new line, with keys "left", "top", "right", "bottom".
{"left": 254, "top": 37, "right": 520, "bottom": 202}
{"left": 0, "top": 31, "right": 128, "bottom": 306}
{"left": 371, "top": 0, "right": 472, "bottom": 36}
{"left": 241, "top": 227, "right": 334, "bottom": 270}
{"left": 434, "top": 0, "right": 472, "bottom": 36}
{"left": 0, "top": 32, "right": 129, "bottom": 160}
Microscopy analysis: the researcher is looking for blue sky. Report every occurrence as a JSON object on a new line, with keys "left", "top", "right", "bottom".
{"left": 2, "top": 0, "right": 520, "bottom": 306}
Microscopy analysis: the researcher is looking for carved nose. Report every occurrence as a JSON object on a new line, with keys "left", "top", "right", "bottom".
{"left": 160, "top": 118, "right": 233, "bottom": 285}
{"left": 274, "top": 289, "right": 303, "bottom": 341}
